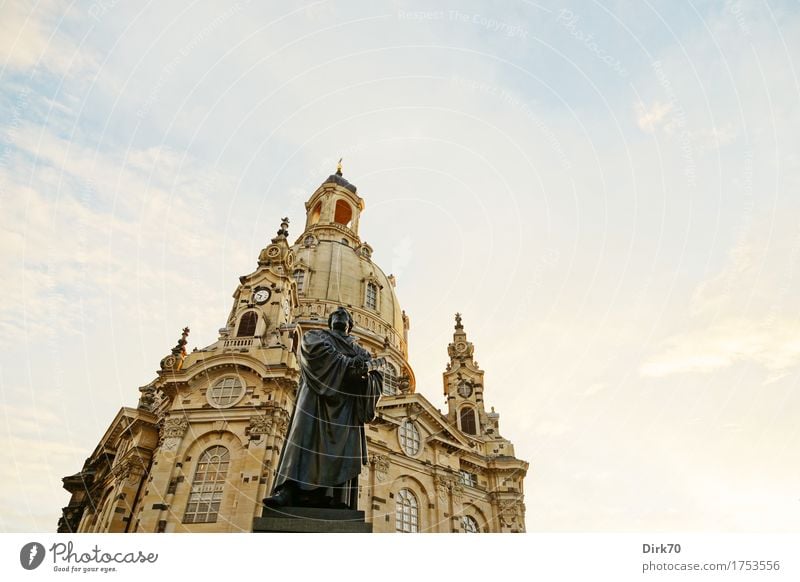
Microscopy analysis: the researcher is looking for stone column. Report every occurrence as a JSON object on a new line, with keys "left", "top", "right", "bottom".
{"left": 138, "top": 417, "right": 189, "bottom": 532}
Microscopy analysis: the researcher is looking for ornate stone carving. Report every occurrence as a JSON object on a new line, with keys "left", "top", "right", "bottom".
{"left": 159, "top": 417, "right": 189, "bottom": 449}
{"left": 160, "top": 327, "right": 190, "bottom": 371}
{"left": 274, "top": 415, "right": 289, "bottom": 437}
{"left": 161, "top": 417, "right": 189, "bottom": 439}
{"left": 112, "top": 457, "right": 146, "bottom": 486}
{"left": 498, "top": 500, "right": 520, "bottom": 527}
{"left": 435, "top": 477, "right": 449, "bottom": 503}
{"left": 434, "top": 475, "right": 464, "bottom": 503}
{"left": 370, "top": 454, "right": 389, "bottom": 482}
{"left": 137, "top": 384, "right": 156, "bottom": 411}
{"left": 248, "top": 415, "right": 273, "bottom": 436}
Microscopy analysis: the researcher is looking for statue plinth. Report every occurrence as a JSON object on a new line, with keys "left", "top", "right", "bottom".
{"left": 253, "top": 506, "right": 373, "bottom": 533}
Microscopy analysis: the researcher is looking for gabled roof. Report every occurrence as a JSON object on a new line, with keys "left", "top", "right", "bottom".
{"left": 88, "top": 407, "right": 157, "bottom": 462}
{"left": 377, "top": 393, "right": 472, "bottom": 451}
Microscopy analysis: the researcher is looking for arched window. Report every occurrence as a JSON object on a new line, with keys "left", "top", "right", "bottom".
{"left": 334, "top": 199, "right": 352, "bottom": 226}
{"left": 366, "top": 282, "right": 378, "bottom": 310}
{"left": 399, "top": 420, "right": 420, "bottom": 456}
{"left": 237, "top": 312, "right": 258, "bottom": 337}
{"left": 309, "top": 202, "right": 322, "bottom": 225}
{"left": 184, "top": 446, "right": 229, "bottom": 524}
{"left": 462, "top": 515, "right": 479, "bottom": 533}
{"left": 293, "top": 269, "right": 306, "bottom": 294}
{"left": 95, "top": 486, "right": 115, "bottom": 531}
{"left": 460, "top": 407, "right": 477, "bottom": 435}
{"left": 395, "top": 488, "right": 418, "bottom": 533}
{"left": 383, "top": 363, "right": 398, "bottom": 395}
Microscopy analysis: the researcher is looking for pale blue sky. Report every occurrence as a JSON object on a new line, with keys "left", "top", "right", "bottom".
{"left": 1, "top": 0, "right": 799, "bottom": 532}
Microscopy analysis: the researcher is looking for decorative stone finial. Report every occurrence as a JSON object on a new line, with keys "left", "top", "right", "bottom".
{"left": 336, "top": 157, "right": 343, "bottom": 176}
{"left": 171, "top": 327, "right": 190, "bottom": 356}
{"left": 138, "top": 383, "right": 156, "bottom": 411}
{"left": 161, "top": 326, "right": 190, "bottom": 372}
{"left": 455, "top": 312, "right": 463, "bottom": 330}
{"left": 275, "top": 216, "right": 290, "bottom": 239}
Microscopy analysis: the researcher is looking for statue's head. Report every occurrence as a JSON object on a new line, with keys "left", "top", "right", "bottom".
{"left": 328, "top": 307, "right": 353, "bottom": 334}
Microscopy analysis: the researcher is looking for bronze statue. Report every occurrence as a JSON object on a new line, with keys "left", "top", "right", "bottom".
{"left": 264, "top": 307, "right": 383, "bottom": 509}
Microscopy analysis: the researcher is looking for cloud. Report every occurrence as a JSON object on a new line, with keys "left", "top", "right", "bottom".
{"left": 635, "top": 100, "right": 673, "bottom": 132}
{"left": 640, "top": 319, "right": 800, "bottom": 377}
{"left": 0, "top": 122, "right": 240, "bottom": 344}
{"left": 641, "top": 216, "right": 800, "bottom": 379}
{"left": 0, "top": 0, "right": 98, "bottom": 76}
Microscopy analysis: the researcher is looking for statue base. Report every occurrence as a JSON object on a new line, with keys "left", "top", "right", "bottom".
{"left": 253, "top": 506, "right": 373, "bottom": 533}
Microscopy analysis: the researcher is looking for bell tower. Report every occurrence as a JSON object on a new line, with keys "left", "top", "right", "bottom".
{"left": 443, "top": 313, "right": 491, "bottom": 436}
{"left": 301, "top": 161, "right": 365, "bottom": 248}
{"left": 220, "top": 216, "right": 299, "bottom": 348}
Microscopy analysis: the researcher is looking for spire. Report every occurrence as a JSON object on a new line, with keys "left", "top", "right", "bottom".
{"left": 160, "top": 326, "right": 190, "bottom": 373}
{"left": 258, "top": 216, "right": 293, "bottom": 267}
{"left": 447, "top": 312, "right": 475, "bottom": 362}
{"left": 272, "top": 216, "right": 290, "bottom": 243}
{"left": 171, "top": 326, "right": 190, "bottom": 357}
{"left": 442, "top": 313, "right": 486, "bottom": 432}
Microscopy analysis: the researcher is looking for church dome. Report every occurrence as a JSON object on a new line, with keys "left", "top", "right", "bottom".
{"left": 289, "top": 171, "right": 413, "bottom": 388}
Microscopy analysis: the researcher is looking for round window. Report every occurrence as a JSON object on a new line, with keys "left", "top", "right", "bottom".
{"left": 399, "top": 420, "right": 421, "bottom": 456}
{"left": 208, "top": 377, "right": 245, "bottom": 408}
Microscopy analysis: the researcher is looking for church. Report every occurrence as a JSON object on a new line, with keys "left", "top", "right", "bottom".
{"left": 58, "top": 168, "right": 529, "bottom": 533}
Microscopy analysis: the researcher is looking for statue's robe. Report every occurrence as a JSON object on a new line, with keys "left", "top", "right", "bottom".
{"left": 273, "top": 328, "right": 382, "bottom": 492}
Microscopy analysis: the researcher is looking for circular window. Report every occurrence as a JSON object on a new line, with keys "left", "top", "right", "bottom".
{"left": 208, "top": 377, "right": 245, "bottom": 408}
{"left": 399, "top": 420, "right": 421, "bottom": 456}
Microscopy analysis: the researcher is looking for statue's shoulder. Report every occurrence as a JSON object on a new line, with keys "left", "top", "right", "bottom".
{"left": 303, "top": 328, "right": 328, "bottom": 338}
{"left": 303, "top": 328, "right": 331, "bottom": 343}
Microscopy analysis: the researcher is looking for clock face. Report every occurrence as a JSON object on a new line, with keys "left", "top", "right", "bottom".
{"left": 458, "top": 382, "right": 472, "bottom": 398}
{"left": 456, "top": 342, "right": 467, "bottom": 352}
{"left": 253, "top": 289, "right": 271, "bottom": 304}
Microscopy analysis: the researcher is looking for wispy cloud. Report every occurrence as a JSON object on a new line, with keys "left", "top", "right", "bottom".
{"left": 0, "top": 122, "right": 240, "bottom": 342}
{"left": 635, "top": 100, "right": 673, "bottom": 133}
{"left": 641, "top": 216, "right": 800, "bottom": 379}
{"left": 0, "top": 0, "right": 98, "bottom": 76}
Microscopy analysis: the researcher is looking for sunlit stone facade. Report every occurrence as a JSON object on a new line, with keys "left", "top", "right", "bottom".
{"left": 59, "top": 171, "right": 528, "bottom": 533}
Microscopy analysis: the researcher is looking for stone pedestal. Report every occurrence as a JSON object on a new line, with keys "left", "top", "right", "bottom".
{"left": 253, "top": 506, "right": 373, "bottom": 533}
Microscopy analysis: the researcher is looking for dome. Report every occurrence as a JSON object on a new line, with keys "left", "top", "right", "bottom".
{"left": 292, "top": 239, "right": 404, "bottom": 337}
{"left": 288, "top": 173, "right": 412, "bottom": 386}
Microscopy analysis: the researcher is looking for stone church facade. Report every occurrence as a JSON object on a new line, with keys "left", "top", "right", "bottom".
{"left": 58, "top": 170, "right": 528, "bottom": 533}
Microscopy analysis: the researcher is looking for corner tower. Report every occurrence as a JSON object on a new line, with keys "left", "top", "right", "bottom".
{"left": 290, "top": 167, "right": 415, "bottom": 394}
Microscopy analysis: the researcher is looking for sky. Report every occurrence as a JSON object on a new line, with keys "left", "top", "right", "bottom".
{"left": 1, "top": 0, "right": 799, "bottom": 533}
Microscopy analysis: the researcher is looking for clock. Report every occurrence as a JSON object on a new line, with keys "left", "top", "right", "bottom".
{"left": 253, "top": 288, "right": 271, "bottom": 304}
{"left": 456, "top": 342, "right": 467, "bottom": 352}
{"left": 458, "top": 381, "right": 473, "bottom": 398}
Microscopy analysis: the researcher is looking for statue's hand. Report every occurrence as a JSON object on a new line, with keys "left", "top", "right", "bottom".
{"left": 351, "top": 354, "right": 370, "bottom": 373}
